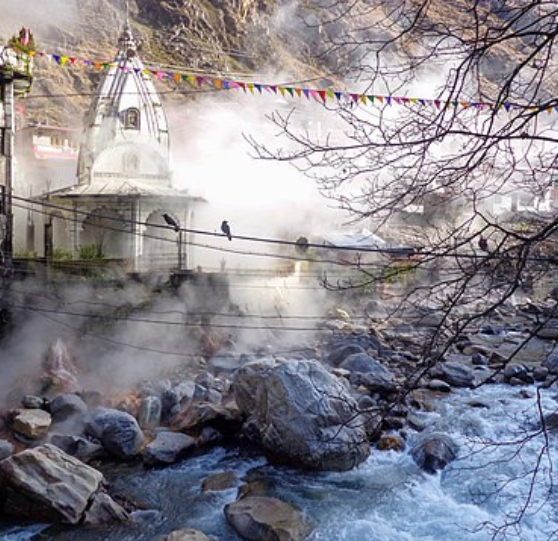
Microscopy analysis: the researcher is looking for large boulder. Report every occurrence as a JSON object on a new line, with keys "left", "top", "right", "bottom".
{"left": 432, "top": 362, "right": 475, "bottom": 388}
{"left": 49, "top": 393, "right": 88, "bottom": 423}
{"left": 12, "top": 409, "right": 52, "bottom": 439}
{"left": 340, "top": 352, "right": 388, "bottom": 375}
{"left": 143, "top": 431, "right": 196, "bottom": 466}
{"left": 85, "top": 407, "right": 145, "bottom": 459}
{"left": 225, "top": 496, "right": 313, "bottom": 541}
{"left": 410, "top": 433, "right": 459, "bottom": 474}
{"left": 0, "top": 444, "right": 126, "bottom": 524}
{"left": 233, "top": 360, "right": 370, "bottom": 471}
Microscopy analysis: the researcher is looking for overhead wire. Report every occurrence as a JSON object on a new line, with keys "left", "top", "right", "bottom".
{"left": 14, "top": 195, "right": 558, "bottom": 265}
{"left": 7, "top": 302, "right": 336, "bottom": 332}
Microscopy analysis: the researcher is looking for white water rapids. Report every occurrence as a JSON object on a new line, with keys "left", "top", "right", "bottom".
{"left": 1, "top": 382, "right": 557, "bottom": 541}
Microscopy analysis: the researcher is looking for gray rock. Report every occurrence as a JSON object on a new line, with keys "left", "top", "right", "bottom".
{"left": 85, "top": 408, "right": 145, "bottom": 460}
{"left": 410, "top": 433, "right": 459, "bottom": 474}
{"left": 533, "top": 367, "right": 549, "bottom": 381}
{"left": 326, "top": 344, "right": 366, "bottom": 367}
{"left": 83, "top": 492, "right": 129, "bottom": 525}
{"left": 50, "top": 394, "right": 88, "bottom": 423}
{"left": 49, "top": 434, "right": 105, "bottom": 463}
{"left": 225, "top": 496, "right": 313, "bottom": 541}
{"left": 340, "top": 353, "right": 389, "bottom": 375}
{"left": 358, "top": 371, "right": 397, "bottom": 394}
{"left": 503, "top": 364, "right": 528, "bottom": 382}
{"left": 433, "top": 362, "right": 474, "bottom": 388}
{"left": 427, "top": 379, "right": 452, "bottom": 393}
{"left": 12, "top": 409, "right": 52, "bottom": 439}
{"left": 0, "top": 439, "right": 14, "bottom": 461}
{"left": 233, "top": 360, "right": 370, "bottom": 471}
{"left": 139, "top": 396, "right": 162, "bottom": 430}
{"left": 155, "top": 529, "right": 215, "bottom": 541}
{"left": 542, "top": 354, "right": 558, "bottom": 374}
{"left": 0, "top": 444, "right": 110, "bottom": 524}
{"left": 21, "top": 395, "right": 44, "bottom": 409}
{"left": 143, "top": 431, "right": 196, "bottom": 466}
{"left": 201, "top": 471, "right": 238, "bottom": 493}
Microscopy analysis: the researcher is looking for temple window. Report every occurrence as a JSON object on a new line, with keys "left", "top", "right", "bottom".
{"left": 124, "top": 108, "right": 140, "bottom": 129}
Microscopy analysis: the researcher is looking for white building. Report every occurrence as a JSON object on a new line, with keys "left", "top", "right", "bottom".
{"left": 37, "top": 24, "right": 204, "bottom": 273}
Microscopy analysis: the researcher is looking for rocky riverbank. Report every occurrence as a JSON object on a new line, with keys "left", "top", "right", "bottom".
{"left": 1, "top": 298, "right": 557, "bottom": 541}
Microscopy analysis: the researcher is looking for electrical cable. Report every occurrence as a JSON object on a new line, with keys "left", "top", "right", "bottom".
{"left": 14, "top": 195, "right": 558, "bottom": 264}
{"left": 7, "top": 302, "right": 336, "bottom": 332}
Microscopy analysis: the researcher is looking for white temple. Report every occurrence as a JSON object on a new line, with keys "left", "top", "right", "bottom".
{"left": 41, "top": 24, "right": 203, "bottom": 273}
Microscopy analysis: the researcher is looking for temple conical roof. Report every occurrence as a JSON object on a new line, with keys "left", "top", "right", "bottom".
{"left": 76, "top": 24, "right": 171, "bottom": 190}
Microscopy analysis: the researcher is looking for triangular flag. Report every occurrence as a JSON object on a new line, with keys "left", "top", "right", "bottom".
{"left": 52, "top": 54, "right": 61, "bottom": 64}
{"left": 386, "top": 96, "right": 392, "bottom": 105}
{"left": 326, "top": 90, "right": 335, "bottom": 100}
{"left": 452, "top": 100, "right": 458, "bottom": 107}
{"left": 302, "top": 88, "right": 310, "bottom": 98}
{"left": 173, "top": 73, "right": 181, "bottom": 82}
{"left": 360, "top": 94, "right": 367, "bottom": 104}
{"left": 196, "top": 76, "right": 204, "bottom": 87}
{"left": 419, "top": 99, "right": 426, "bottom": 106}
{"left": 504, "top": 103, "right": 511, "bottom": 112}
{"left": 69, "top": 57, "right": 76, "bottom": 66}
{"left": 350, "top": 93, "right": 359, "bottom": 103}
{"left": 222, "top": 80, "right": 230, "bottom": 89}
{"left": 286, "top": 87, "right": 294, "bottom": 97}
{"left": 247, "top": 83, "right": 255, "bottom": 93}
{"left": 295, "top": 88, "right": 302, "bottom": 97}
{"left": 278, "top": 87, "right": 286, "bottom": 96}
{"left": 238, "top": 82, "right": 246, "bottom": 92}
{"left": 410, "top": 98, "right": 418, "bottom": 105}
{"left": 134, "top": 68, "right": 142, "bottom": 74}
{"left": 318, "top": 90, "right": 326, "bottom": 103}
{"left": 377, "top": 96, "right": 384, "bottom": 103}
{"left": 102, "top": 62, "right": 110, "bottom": 69}
{"left": 367, "top": 95, "right": 375, "bottom": 104}
{"left": 60, "top": 56, "right": 69, "bottom": 66}
{"left": 394, "top": 97, "right": 402, "bottom": 104}
{"left": 460, "top": 102, "right": 468, "bottom": 108}
{"left": 269, "top": 85, "right": 277, "bottom": 94}
{"left": 434, "top": 100, "right": 441, "bottom": 109}
{"left": 254, "top": 84, "right": 262, "bottom": 93}
{"left": 213, "top": 78, "right": 223, "bottom": 89}
{"left": 334, "top": 91, "right": 342, "bottom": 100}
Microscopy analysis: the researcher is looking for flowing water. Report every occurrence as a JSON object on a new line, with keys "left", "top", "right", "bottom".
{"left": 1, "top": 383, "right": 557, "bottom": 541}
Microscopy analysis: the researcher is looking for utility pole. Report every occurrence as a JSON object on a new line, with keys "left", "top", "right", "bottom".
{"left": 0, "top": 34, "right": 34, "bottom": 268}
{"left": 1, "top": 77, "right": 14, "bottom": 262}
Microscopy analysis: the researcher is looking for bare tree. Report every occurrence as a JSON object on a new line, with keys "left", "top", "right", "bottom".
{"left": 249, "top": 1, "right": 558, "bottom": 538}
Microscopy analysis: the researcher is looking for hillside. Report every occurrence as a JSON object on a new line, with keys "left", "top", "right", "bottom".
{"left": 1, "top": 0, "right": 337, "bottom": 127}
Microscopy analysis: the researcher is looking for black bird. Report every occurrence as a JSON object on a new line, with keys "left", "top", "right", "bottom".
{"left": 478, "top": 236, "right": 489, "bottom": 252}
{"left": 221, "top": 220, "right": 232, "bottom": 241}
{"left": 162, "top": 213, "right": 180, "bottom": 233}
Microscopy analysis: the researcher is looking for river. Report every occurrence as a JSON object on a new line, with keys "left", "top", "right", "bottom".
{"left": 1, "top": 382, "right": 557, "bottom": 541}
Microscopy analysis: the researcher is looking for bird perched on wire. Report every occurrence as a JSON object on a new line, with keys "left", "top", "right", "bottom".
{"left": 478, "top": 236, "right": 489, "bottom": 252}
{"left": 221, "top": 220, "right": 232, "bottom": 241}
{"left": 162, "top": 213, "right": 180, "bottom": 233}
